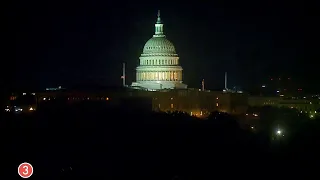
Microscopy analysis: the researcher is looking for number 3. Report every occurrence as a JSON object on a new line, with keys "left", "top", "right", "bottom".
{"left": 23, "top": 166, "right": 28, "bottom": 175}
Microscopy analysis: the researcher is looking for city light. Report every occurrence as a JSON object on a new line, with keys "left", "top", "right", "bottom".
{"left": 276, "top": 128, "right": 285, "bottom": 137}
{"left": 15, "top": 108, "right": 23, "bottom": 112}
{"left": 4, "top": 107, "right": 10, "bottom": 112}
{"left": 277, "top": 130, "right": 282, "bottom": 135}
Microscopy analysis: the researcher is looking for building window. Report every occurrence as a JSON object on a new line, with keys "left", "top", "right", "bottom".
{"left": 216, "top": 103, "right": 219, "bottom": 107}
{"left": 171, "top": 104, "right": 174, "bottom": 108}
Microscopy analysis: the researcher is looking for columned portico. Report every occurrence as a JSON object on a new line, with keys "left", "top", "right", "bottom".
{"left": 136, "top": 69, "right": 183, "bottom": 81}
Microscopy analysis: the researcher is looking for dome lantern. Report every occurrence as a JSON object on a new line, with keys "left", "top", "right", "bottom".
{"left": 154, "top": 10, "right": 164, "bottom": 37}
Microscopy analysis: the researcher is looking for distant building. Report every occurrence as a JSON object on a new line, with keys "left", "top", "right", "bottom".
{"left": 30, "top": 88, "right": 248, "bottom": 116}
{"left": 146, "top": 89, "right": 248, "bottom": 116}
{"left": 131, "top": 11, "right": 187, "bottom": 90}
{"left": 248, "top": 96, "right": 320, "bottom": 117}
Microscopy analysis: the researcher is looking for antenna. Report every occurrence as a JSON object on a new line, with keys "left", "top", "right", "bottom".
{"left": 122, "top": 62, "right": 126, "bottom": 87}
{"left": 202, "top": 79, "right": 205, "bottom": 91}
{"left": 224, "top": 72, "right": 227, "bottom": 90}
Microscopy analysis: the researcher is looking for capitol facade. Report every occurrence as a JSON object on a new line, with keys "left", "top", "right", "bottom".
{"left": 131, "top": 11, "right": 188, "bottom": 91}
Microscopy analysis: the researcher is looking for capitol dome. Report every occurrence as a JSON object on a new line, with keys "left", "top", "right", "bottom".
{"left": 143, "top": 37, "right": 176, "bottom": 54}
{"left": 131, "top": 10, "right": 187, "bottom": 91}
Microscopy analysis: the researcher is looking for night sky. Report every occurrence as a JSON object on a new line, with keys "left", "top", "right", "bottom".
{"left": 5, "top": 1, "right": 318, "bottom": 92}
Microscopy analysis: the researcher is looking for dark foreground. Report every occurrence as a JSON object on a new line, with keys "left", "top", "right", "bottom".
{"left": 2, "top": 103, "right": 320, "bottom": 179}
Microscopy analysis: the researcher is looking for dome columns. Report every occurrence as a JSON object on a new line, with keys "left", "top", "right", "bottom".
{"left": 136, "top": 70, "right": 182, "bottom": 82}
{"left": 155, "top": 24, "right": 164, "bottom": 36}
{"left": 139, "top": 56, "right": 179, "bottom": 66}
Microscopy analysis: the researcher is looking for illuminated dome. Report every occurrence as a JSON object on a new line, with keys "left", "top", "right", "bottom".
{"left": 131, "top": 10, "right": 187, "bottom": 91}
{"left": 143, "top": 37, "right": 176, "bottom": 54}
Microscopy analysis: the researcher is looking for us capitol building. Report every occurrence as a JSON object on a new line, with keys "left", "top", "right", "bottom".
{"left": 12, "top": 11, "right": 249, "bottom": 117}
{"left": 9, "top": 12, "right": 318, "bottom": 118}
{"left": 131, "top": 11, "right": 187, "bottom": 91}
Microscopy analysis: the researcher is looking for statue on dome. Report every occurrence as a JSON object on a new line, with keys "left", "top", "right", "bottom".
{"left": 156, "top": 10, "right": 161, "bottom": 24}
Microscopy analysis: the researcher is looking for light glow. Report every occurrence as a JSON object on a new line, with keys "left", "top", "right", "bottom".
{"left": 276, "top": 130, "right": 282, "bottom": 135}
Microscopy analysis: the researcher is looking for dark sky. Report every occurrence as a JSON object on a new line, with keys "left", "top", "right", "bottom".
{"left": 4, "top": 1, "right": 319, "bottom": 92}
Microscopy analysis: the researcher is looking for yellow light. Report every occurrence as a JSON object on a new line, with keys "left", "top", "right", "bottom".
{"left": 171, "top": 104, "right": 174, "bottom": 108}
{"left": 29, "top": 107, "right": 34, "bottom": 111}
{"left": 216, "top": 103, "right": 219, "bottom": 107}
{"left": 106, "top": 97, "right": 109, "bottom": 100}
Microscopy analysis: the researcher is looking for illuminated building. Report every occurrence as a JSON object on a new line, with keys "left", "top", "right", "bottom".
{"left": 248, "top": 96, "right": 320, "bottom": 117}
{"left": 131, "top": 11, "right": 187, "bottom": 90}
{"left": 148, "top": 89, "right": 248, "bottom": 116}
{"left": 29, "top": 88, "right": 248, "bottom": 116}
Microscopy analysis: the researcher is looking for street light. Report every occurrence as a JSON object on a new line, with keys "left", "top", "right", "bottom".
{"left": 275, "top": 127, "right": 285, "bottom": 137}
{"left": 276, "top": 130, "right": 282, "bottom": 135}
